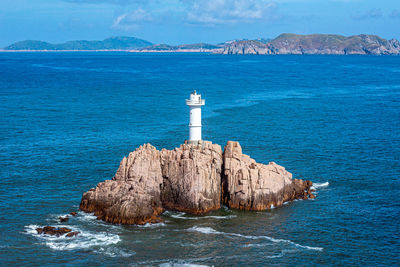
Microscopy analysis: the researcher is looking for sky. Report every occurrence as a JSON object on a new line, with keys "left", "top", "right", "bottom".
{"left": 0, "top": 0, "right": 399, "bottom": 47}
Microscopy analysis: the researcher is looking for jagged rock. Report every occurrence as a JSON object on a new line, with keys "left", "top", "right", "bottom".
{"left": 217, "top": 34, "right": 400, "bottom": 55}
{"left": 66, "top": 231, "right": 80, "bottom": 237}
{"left": 36, "top": 226, "right": 72, "bottom": 236}
{"left": 221, "top": 40, "right": 275, "bottom": 55}
{"left": 80, "top": 140, "right": 315, "bottom": 225}
{"left": 222, "top": 141, "right": 313, "bottom": 210}
{"left": 59, "top": 216, "right": 69, "bottom": 222}
{"left": 160, "top": 141, "right": 223, "bottom": 214}
{"left": 79, "top": 144, "right": 164, "bottom": 225}
{"left": 70, "top": 212, "right": 77, "bottom": 216}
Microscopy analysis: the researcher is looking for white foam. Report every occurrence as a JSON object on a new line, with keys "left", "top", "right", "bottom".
{"left": 188, "top": 226, "right": 220, "bottom": 235}
{"left": 24, "top": 224, "right": 121, "bottom": 251}
{"left": 75, "top": 211, "right": 98, "bottom": 222}
{"left": 204, "top": 215, "right": 236, "bottom": 219}
{"left": 74, "top": 211, "right": 122, "bottom": 231}
{"left": 311, "top": 182, "right": 329, "bottom": 190}
{"left": 168, "top": 212, "right": 236, "bottom": 220}
{"left": 98, "top": 247, "right": 135, "bottom": 258}
{"left": 134, "top": 257, "right": 213, "bottom": 266}
{"left": 242, "top": 243, "right": 272, "bottom": 248}
{"left": 187, "top": 226, "right": 323, "bottom": 251}
{"left": 138, "top": 222, "right": 167, "bottom": 228}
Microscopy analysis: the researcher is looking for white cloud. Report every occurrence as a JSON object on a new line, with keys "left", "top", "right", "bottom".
{"left": 110, "top": 0, "right": 279, "bottom": 30}
{"left": 183, "top": 0, "right": 277, "bottom": 25}
{"left": 112, "top": 8, "right": 153, "bottom": 29}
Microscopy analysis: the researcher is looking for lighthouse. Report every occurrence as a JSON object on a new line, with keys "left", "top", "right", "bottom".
{"left": 186, "top": 90, "right": 205, "bottom": 143}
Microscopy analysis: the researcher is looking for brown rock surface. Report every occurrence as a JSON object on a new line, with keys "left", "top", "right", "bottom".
{"left": 79, "top": 144, "right": 164, "bottom": 225}
{"left": 59, "top": 216, "right": 69, "bottom": 222}
{"left": 36, "top": 226, "right": 72, "bottom": 236}
{"left": 218, "top": 34, "right": 400, "bottom": 55}
{"left": 79, "top": 140, "right": 314, "bottom": 225}
{"left": 160, "top": 141, "right": 223, "bottom": 214}
{"left": 222, "top": 141, "right": 313, "bottom": 210}
{"left": 66, "top": 231, "right": 80, "bottom": 237}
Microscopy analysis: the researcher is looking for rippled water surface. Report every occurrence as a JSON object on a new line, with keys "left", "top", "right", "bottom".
{"left": 0, "top": 53, "right": 399, "bottom": 266}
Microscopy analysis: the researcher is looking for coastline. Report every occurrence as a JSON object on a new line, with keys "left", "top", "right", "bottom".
{"left": 1, "top": 49, "right": 398, "bottom": 55}
{"left": 0, "top": 49, "right": 215, "bottom": 53}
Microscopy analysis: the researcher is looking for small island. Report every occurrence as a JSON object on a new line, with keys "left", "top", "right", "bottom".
{"left": 79, "top": 92, "right": 315, "bottom": 225}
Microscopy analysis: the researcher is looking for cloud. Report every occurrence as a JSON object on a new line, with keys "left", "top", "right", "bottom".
{"left": 182, "top": 0, "right": 278, "bottom": 25}
{"left": 112, "top": 8, "right": 154, "bottom": 29}
{"left": 109, "top": 0, "right": 279, "bottom": 30}
{"left": 389, "top": 9, "right": 400, "bottom": 19}
{"left": 64, "top": 0, "right": 148, "bottom": 5}
{"left": 351, "top": 8, "right": 383, "bottom": 20}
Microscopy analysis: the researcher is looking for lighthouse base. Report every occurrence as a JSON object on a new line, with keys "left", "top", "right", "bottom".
{"left": 185, "top": 140, "right": 201, "bottom": 145}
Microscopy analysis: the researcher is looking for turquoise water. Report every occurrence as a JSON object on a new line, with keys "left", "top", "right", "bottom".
{"left": 0, "top": 53, "right": 399, "bottom": 266}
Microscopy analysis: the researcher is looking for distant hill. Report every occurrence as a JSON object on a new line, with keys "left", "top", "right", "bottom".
{"left": 219, "top": 34, "right": 400, "bottom": 55}
{"left": 135, "top": 43, "right": 223, "bottom": 52}
{"left": 219, "top": 40, "right": 275, "bottom": 55}
{"left": 4, "top": 36, "right": 152, "bottom": 50}
{"left": 3, "top": 34, "right": 400, "bottom": 55}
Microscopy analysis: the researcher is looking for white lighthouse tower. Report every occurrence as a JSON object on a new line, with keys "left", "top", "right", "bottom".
{"left": 186, "top": 90, "right": 205, "bottom": 143}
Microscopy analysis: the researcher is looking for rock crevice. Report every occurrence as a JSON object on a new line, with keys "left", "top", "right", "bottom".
{"left": 80, "top": 140, "right": 314, "bottom": 224}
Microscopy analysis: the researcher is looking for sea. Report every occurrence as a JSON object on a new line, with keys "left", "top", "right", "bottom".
{"left": 0, "top": 52, "right": 399, "bottom": 266}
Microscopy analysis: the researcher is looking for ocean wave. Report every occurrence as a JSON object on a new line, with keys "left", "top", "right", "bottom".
{"left": 311, "top": 182, "right": 329, "bottom": 189}
{"left": 137, "top": 222, "right": 167, "bottom": 228}
{"left": 187, "top": 226, "right": 323, "bottom": 251}
{"left": 74, "top": 211, "right": 122, "bottom": 230}
{"left": 24, "top": 224, "right": 121, "bottom": 251}
{"left": 167, "top": 212, "right": 236, "bottom": 220}
{"left": 239, "top": 247, "right": 286, "bottom": 259}
{"left": 133, "top": 257, "right": 212, "bottom": 267}
{"left": 76, "top": 211, "right": 98, "bottom": 221}
{"left": 98, "top": 247, "right": 135, "bottom": 258}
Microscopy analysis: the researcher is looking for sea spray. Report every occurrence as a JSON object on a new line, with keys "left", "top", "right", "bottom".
{"left": 187, "top": 226, "right": 323, "bottom": 251}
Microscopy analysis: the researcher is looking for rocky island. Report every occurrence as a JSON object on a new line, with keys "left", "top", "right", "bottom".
{"left": 80, "top": 140, "right": 314, "bottom": 225}
{"left": 78, "top": 91, "right": 314, "bottom": 225}
{"left": 3, "top": 33, "right": 399, "bottom": 55}
{"left": 219, "top": 34, "right": 400, "bottom": 55}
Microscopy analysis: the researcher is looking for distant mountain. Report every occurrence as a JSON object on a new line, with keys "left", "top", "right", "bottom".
{"left": 219, "top": 34, "right": 400, "bottom": 55}
{"left": 134, "top": 43, "right": 223, "bottom": 52}
{"left": 3, "top": 34, "right": 400, "bottom": 55}
{"left": 219, "top": 40, "right": 275, "bottom": 55}
{"left": 255, "top": 38, "right": 272, "bottom": 44}
{"left": 4, "top": 36, "right": 152, "bottom": 50}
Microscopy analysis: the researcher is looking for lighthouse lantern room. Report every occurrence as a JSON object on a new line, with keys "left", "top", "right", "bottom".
{"left": 186, "top": 90, "right": 205, "bottom": 143}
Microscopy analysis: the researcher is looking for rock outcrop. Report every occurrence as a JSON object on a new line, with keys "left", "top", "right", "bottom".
{"left": 58, "top": 216, "right": 69, "bottom": 222}
{"left": 218, "top": 34, "right": 400, "bottom": 55}
{"left": 222, "top": 141, "right": 313, "bottom": 210}
{"left": 220, "top": 40, "right": 275, "bottom": 55}
{"left": 160, "top": 141, "right": 223, "bottom": 214}
{"left": 36, "top": 226, "right": 71, "bottom": 236}
{"left": 80, "top": 140, "right": 314, "bottom": 225}
{"left": 36, "top": 226, "right": 80, "bottom": 237}
{"left": 80, "top": 144, "right": 164, "bottom": 225}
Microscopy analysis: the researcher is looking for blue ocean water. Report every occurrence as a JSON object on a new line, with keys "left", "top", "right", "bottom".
{"left": 0, "top": 52, "right": 399, "bottom": 266}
